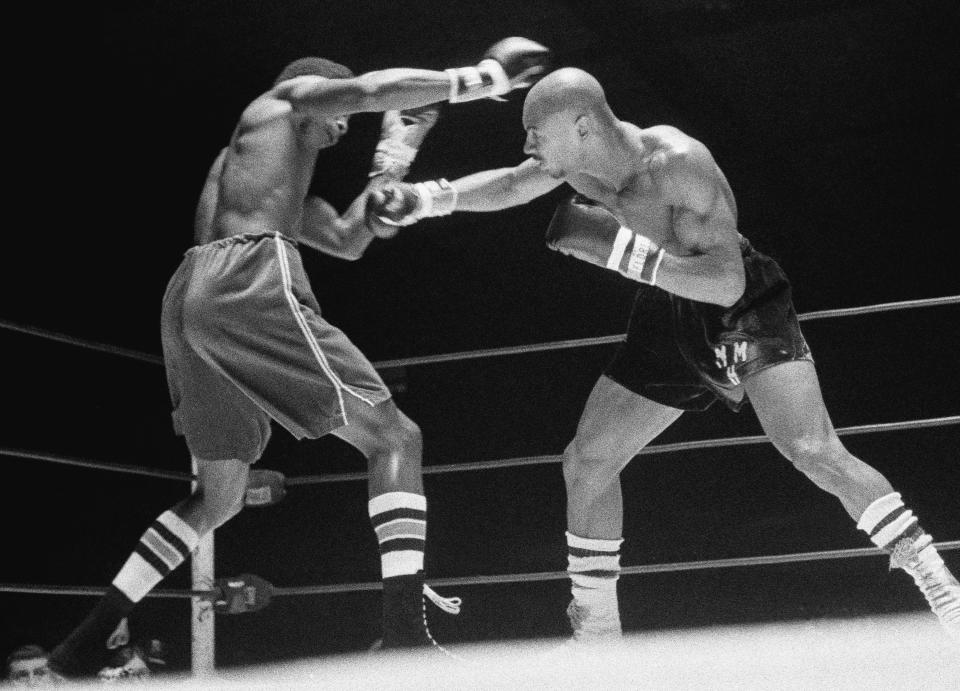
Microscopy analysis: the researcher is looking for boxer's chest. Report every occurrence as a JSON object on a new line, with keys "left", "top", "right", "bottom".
{"left": 573, "top": 176, "right": 673, "bottom": 246}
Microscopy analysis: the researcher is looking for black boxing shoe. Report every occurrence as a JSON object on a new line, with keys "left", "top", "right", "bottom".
{"left": 380, "top": 572, "right": 462, "bottom": 658}
{"left": 48, "top": 586, "right": 135, "bottom": 679}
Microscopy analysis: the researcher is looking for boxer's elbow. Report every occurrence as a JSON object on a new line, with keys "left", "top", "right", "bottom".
{"left": 338, "top": 245, "right": 365, "bottom": 261}
{"left": 351, "top": 74, "right": 383, "bottom": 111}
{"left": 716, "top": 267, "right": 745, "bottom": 307}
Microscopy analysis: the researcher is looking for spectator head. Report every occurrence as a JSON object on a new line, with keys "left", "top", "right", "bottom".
{"left": 5, "top": 645, "right": 52, "bottom": 687}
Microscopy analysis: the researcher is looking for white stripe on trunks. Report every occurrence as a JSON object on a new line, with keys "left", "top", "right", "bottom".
{"left": 274, "top": 234, "right": 378, "bottom": 424}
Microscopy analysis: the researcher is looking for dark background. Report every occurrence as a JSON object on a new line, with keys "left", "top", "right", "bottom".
{"left": 3, "top": 0, "right": 958, "bottom": 672}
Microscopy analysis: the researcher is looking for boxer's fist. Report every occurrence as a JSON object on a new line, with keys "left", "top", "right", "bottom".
{"left": 546, "top": 195, "right": 665, "bottom": 285}
{"left": 447, "top": 37, "right": 552, "bottom": 103}
{"left": 482, "top": 37, "right": 552, "bottom": 90}
{"left": 368, "top": 179, "right": 458, "bottom": 227}
{"left": 367, "top": 182, "right": 423, "bottom": 227}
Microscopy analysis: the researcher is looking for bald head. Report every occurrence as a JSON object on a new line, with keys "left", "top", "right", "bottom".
{"left": 522, "top": 68, "right": 610, "bottom": 125}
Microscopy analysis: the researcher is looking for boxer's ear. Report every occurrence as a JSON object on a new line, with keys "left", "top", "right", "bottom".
{"left": 575, "top": 114, "right": 590, "bottom": 139}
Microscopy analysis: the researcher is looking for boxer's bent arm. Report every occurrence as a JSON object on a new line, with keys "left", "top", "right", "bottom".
{"left": 275, "top": 70, "right": 452, "bottom": 119}
{"left": 297, "top": 194, "right": 375, "bottom": 261}
{"left": 655, "top": 149, "right": 745, "bottom": 306}
{"left": 649, "top": 238, "right": 744, "bottom": 307}
{"left": 453, "top": 158, "right": 561, "bottom": 212}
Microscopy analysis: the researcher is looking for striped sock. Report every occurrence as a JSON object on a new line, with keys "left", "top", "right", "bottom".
{"left": 369, "top": 492, "right": 426, "bottom": 579}
{"left": 567, "top": 531, "right": 623, "bottom": 593}
{"left": 112, "top": 511, "right": 201, "bottom": 603}
{"left": 857, "top": 492, "right": 931, "bottom": 553}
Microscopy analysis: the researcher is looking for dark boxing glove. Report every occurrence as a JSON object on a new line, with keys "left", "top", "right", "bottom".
{"left": 546, "top": 195, "right": 665, "bottom": 285}
{"left": 367, "top": 179, "right": 458, "bottom": 227}
{"left": 447, "top": 37, "right": 552, "bottom": 103}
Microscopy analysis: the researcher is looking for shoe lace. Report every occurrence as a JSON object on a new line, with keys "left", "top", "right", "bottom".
{"left": 424, "top": 585, "right": 462, "bottom": 614}
{"left": 889, "top": 537, "right": 923, "bottom": 572}
{"left": 421, "top": 585, "right": 467, "bottom": 661}
{"left": 890, "top": 538, "right": 960, "bottom": 625}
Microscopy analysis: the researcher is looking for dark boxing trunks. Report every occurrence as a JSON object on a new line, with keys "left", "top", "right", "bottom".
{"left": 160, "top": 232, "right": 392, "bottom": 463}
{"left": 605, "top": 236, "right": 812, "bottom": 411}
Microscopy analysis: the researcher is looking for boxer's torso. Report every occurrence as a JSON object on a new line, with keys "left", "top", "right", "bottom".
{"left": 567, "top": 124, "right": 739, "bottom": 258}
{"left": 198, "top": 95, "right": 320, "bottom": 245}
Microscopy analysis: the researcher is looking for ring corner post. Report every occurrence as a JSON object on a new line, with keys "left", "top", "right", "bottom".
{"left": 190, "top": 461, "right": 216, "bottom": 676}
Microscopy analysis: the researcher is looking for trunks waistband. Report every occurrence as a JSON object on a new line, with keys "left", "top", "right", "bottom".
{"left": 187, "top": 231, "right": 298, "bottom": 255}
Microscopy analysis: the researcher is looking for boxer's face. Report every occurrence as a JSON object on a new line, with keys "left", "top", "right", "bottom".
{"left": 522, "top": 110, "right": 578, "bottom": 179}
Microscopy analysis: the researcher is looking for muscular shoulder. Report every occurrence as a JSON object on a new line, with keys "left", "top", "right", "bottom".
{"left": 237, "top": 93, "right": 294, "bottom": 133}
{"left": 645, "top": 128, "right": 719, "bottom": 214}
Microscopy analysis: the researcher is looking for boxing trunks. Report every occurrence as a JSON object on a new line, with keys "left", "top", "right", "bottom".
{"left": 606, "top": 236, "right": 812, "bottom": 411}
{"left": 160, "top": 232, "right": 392, "bottom": 462}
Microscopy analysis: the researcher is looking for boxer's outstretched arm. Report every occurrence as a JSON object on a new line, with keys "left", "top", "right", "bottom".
{"left": 367, "top": 158, "right": 561, "bottom": 226}
{"left": 369, "top": 159, "right": 562, "bottom": 226}
{"left": 275, "top": 70, "right": 452, "bottom": 119}
{"left": 275, "top": 37, "right": 552, "bottom": 119}
{"left": 452, "top": 158, "right": 562, "bottom": 211}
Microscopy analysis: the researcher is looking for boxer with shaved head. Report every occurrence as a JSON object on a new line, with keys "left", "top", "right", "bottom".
{"left": 371, "top": 67, "right": 959, "bottom": 643}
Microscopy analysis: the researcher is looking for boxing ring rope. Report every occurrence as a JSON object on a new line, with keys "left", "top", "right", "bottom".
{"left": 0, "top": 448, "right": 192, "bottom": 482}
{"left": 0, "top": 318, "right": 164, "bottom": 366}
{"left": 2, "top": 294, "right": 958, "bottom": 672}
{"left": 4, "top": 540, "right": 960, "bottom": 598}
{"left": 2, "top": 295, "right": 957, "bottom": 371}
{"left": 2, "top": 416, "right": 956, "bottom": 486}
{"left": 285, "top": 415, "right": 960, "bottom": 485}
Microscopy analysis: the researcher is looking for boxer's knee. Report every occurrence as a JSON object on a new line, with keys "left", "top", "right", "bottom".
{"left": 777, "top": 433, "right": 850, "bottom": 482}
{"left": 194, "top": 461, "right": 249, "bottom": 530}
{"left": 562, "top": 434, "right": 623, "bottom": 498}
{"left": 373, "top": 412, "right": 423, "bottom": 464}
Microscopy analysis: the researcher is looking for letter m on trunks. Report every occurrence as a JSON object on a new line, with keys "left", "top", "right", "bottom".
{"left": 733, "top": 340, "right": 748, "bottom": 363}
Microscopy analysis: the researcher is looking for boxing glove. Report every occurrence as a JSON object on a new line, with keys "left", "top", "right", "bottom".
{"left": 213, "top": 574, "right": 274, "bottom": 615}
{"left": 369, "top": 104, "right": 441, "bottom": 180}
{"left": 546, "top": 195, "right": 665, "bottom": 285}
{"left": 447, "top": 37, "right": 552, "bottom": 103}
{"left": 367, "top": 179, "right": 458, "bottom": 226}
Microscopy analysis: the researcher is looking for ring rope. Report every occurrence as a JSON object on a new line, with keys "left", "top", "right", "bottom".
{"left": 0, "top": 448, "right": 192, "bottom": 482}
{"left": 3, "top": 296, "right": 957, "bottom": 370}
{"left": 4, "top": 540, "right": 958, "bottom": 598}
{"left": 0, "top": 318, "right": 163, "bottom": 365}
{"left": 3, "top": 416, "right": 956, "bottom": 484}
{"left": 2, "top": 416, "right": 956, "bottom": 485}
{"left": 282, "top": 415, "right": 960, "bottom": 485}
{"left": 374, "top": 295, "right": 960, "bottom": 368}
{"left": 0, "top": 584, "right": 211, "bottom": 599}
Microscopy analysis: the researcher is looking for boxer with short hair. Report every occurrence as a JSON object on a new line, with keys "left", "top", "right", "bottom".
{"left": 370, "top": 67, "right": 959, "bottom": 642}
{"left": 48, "top": 39, "right": 552, "bottom": 677}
